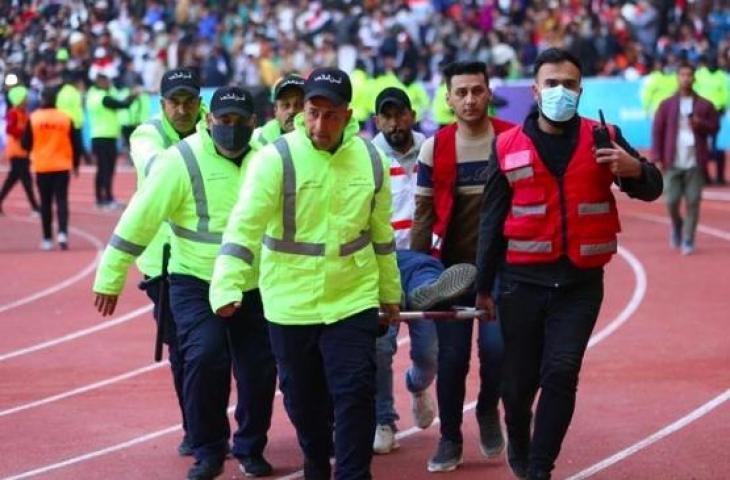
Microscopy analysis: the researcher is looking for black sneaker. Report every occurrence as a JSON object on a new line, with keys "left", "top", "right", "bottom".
{"left": 186, "top": 458, "right": 224, "bottom": 480}
{"left": 507, "top": 442, "right": 529, "bottom": 480}
{"left": 427, "top": 438, "right": 463, "bottom": 472}
{"left": 477, "top": 409, "right": 505, "bottom": 458}
{"left": 177, "top": 435, "right": 194, "bottom": 457}
{"left": 409, "top": 264, "right": 477, "bottom": 311}
{"left": 303, "top": 458, "right": 331, "bottom": 480}
{"left": 238, "top": 454, "right": 273, "bottom": 477}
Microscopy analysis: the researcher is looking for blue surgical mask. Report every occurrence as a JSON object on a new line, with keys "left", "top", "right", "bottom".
{"left": 539, "top": 85, "right": 579, "bottom": 122}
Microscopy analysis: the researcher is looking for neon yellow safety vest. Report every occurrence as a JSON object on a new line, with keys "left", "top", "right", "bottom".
{"left": 56, "top": 83, "right": 84, "bottom": 129}
{"left": 127, "top": 108, "right": 206, "bottom": 277}
{"left": 405, "top": 81, "right": 430, "bottom": 122}
{"left": 86, "top": 86, "right": 122, "bottom": 139}
{"left": 351, "top": 69, "right": 373, "bottom": 123}
{"left": 641, "top": 71, "right": 678, "bottom": 115}
{"left": 93, "top": 123, "right": 256, "bottom": 295}
{"left": 694, "top": 67, "right": 729, "bottom": 111}
{"left": 209, "top": 115, "right": 401, "bottom": 324}
{"left": 432, "top": 83, "right": 456, "bottom": 125}
{"left": 253, "top": 118, "right": 283, "bottom": 147}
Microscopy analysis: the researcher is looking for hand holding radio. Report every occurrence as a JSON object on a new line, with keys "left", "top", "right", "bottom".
{"left": 594, "top": 110, "right": 642, "bottom": 180}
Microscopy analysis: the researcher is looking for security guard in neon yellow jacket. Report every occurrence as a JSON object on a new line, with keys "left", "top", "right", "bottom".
{"left": 127, "top": 68, "right": 205, "bottom": 458}
{"left": 93, "top": 87, "right": 276, "bottom": 480}
{"left": 252, "top": 73, "right": 304, "bottom": 147}
{"left": 210, "top": 68, "right": 401, "bottom": 480}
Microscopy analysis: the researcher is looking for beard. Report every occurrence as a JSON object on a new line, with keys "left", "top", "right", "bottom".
{"left": 384, "top": 129, "right": 411, "bottom": 150}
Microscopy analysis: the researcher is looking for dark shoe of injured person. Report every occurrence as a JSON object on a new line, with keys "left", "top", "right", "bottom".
{"left": 408, "top": 263, "right": 477, "bottom": 311}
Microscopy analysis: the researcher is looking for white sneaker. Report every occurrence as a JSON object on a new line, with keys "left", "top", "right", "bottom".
{"left": 411, "top": 390, "right": 436, "bottom": 429}
{"left": 58, "top": 232, "right": 68, "bottom": 250}
{"left": 40, "top": 239, "right": 53, "bottom": 251}
{"left": 373, "top": 424, "right": 399, "bottom": 454}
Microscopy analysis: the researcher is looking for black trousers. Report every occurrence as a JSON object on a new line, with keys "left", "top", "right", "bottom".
{"left": 0, "top": 156, "right": 38, "bottom": 211}
{"left": 168, "top": 275, "right": 277, "bottom": 463}
{"left": 92, "top": 137, "right": 118, "bottom": 205}
{"left": 497, "top": 276, "right": 603, "bottom": 477}
{"left": 268, "top": 309, "right": 379, "bottom": 480}
{"left": 36, "top": 171, "right": 69, "bottom": 240}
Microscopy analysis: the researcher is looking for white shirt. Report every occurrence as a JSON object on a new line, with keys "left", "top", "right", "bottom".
{"left": 674, "top": 96, "right": 697, "bottom": 170}
{"left": 372, "top": 131, "right": 425, "bottom": 249}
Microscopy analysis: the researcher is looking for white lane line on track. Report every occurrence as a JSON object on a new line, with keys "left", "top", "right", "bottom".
{"left": 566, "top": 388, "right": 730, "bottom": 480}
{"left": 703, "top": 190, "right": 730, "bottom": 202}
{"left": 1, "top": 247, "right": 645, "bottom": 480}
{"left": 0, "top": 217, "right": 103, "bottom": 314}
{"left": 0, "top": 335, "right": 410, "bottom": 418}
{"left": 0, "top": 362, "right": 167, "bottom": 417}
{"left": 0, "top": 305, "right": 151, "bottom": 363}
{"left": 2, "top": 398, "right": 282, "bottom": 480}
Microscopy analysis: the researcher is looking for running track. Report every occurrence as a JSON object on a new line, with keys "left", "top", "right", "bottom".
{"left": 0, "top": 166, "right": 728, "bottom": 479}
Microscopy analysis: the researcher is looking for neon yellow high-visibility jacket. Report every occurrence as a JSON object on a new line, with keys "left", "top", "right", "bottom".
{"left": 128, "top": 108, "right": 207, "bottom": 278}
{"left": 56, "top": 83, "right": 84, "bottom": 129}
{"left": 209, "top": 115, "right": 402, "bottom": 324}
{"left": 252, "top": 118, "right": 283, "bottom": 147}
{"left": 86, "top": 86, "right": 122, "bottom": 139}
{"left": 695, "top": 67, "right": 729, "bottom": 112}
{"left": 350, "top": 68, "right": 373, "bottom": 123}
{"left": 641, "top": 71, "right": 678, "bottom": 115}
{"left": 432, "top": 83, "right": 456, "bottom": 125}
{"left": 405, "top": 81, "right": 430, "bottom": 122}
{"left": 93, "top": 123, "right": 256, "bottom": 295}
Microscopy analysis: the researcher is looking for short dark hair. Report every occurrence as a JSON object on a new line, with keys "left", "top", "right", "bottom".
{"left": 40, "top": 86, "right": 58, "bottom": 107}
{"left": 442, "top": 61, "right": 489, "bottom": 90}
{"left": 533, "top": 48, "right": 583, "bottom": 78}
{"left": 677, "top": 61, "right": 695, "bottom": 74}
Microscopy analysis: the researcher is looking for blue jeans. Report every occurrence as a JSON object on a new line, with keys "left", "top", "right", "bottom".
{"left": 435, "top": 288, "right": 504, "bottom": 444}
{"left": 498, "top": 276, "right": 603, "bottom": 476}
{"left": 375, "top": 250, "right": 439, "bottom": 427}
{"left": 268, "top": 308, "right": 379, "bottom": 480}
{"left": 169, "top": 275, "right": 277, "bottom": 462}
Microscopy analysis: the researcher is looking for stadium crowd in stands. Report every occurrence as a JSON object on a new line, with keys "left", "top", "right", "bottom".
{"left": 2, "top": 0, "right": 729, "bottom": 94}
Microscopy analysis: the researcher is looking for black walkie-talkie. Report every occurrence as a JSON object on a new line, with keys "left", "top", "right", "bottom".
{"left": 592, "top": 109, "right": 612, "bottom": 149}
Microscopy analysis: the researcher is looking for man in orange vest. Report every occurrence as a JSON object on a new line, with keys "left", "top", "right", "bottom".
{"left": 411, "top": 60, "right": 513, "bottom": 473}
{"left": 21, "top": 87, "right": 82, "bottom": 250}
{"left": 0, "top": 86, "right": 39, "bottom": 215}
{"left": 475, "top": 48, "right": 663, "bottom": 480}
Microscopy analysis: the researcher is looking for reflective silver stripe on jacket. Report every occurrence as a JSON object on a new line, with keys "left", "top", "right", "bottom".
{"left": 512, "top": 204, "right": 547, "bottom": 217}
{"left": 263, "top": 235, "right": 325, "bottom": 256}
{"left": 176, "top": 140, "right": 211, "bottom": 233}
{"left": 257, "top": 132, "right": 269, "bottom": 146}
{"left": 580, "top": 240, "right": 617, "bottom": 256}
{"left": 362, "top": 139, "right": 384, "bottom": 194}
{"left": 169, "top": 223, "right": 222, "bottom": 244}
{"left": 109, "top": 234, "right": 145, "bottom": 256}
{"left": 508, "top": 239, "right": 552, "bottom": 253}
{"left": 373, "top": 240, "right": 396, "bottom": 255}
{"left": 578, "top": 202, "right": 610, "bottom": 215}
{"left": 505, "top": 166, "right": 534, "bottom": 183}
{"left": 266, "top": 137, "right": 391, "bottom": 257}
{"left": 219, "top": 242, "right": 254, "bottom": 264}
{"left": 147, "top": 118, "right": 172, "bottom": 148}
{"left": 144, "top": 154, "right": 158, "bottom": 177}
{"left": 340, "top": 231, "right": 371, "bottom": 256}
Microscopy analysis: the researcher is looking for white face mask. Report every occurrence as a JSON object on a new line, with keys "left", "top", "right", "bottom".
{"left": 539, "top": 85, "right": 579, "bottom": 122}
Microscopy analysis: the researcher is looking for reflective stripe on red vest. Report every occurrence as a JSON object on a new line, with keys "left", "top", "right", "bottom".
{"left": 430, "top": 117, "right": 514, "bottom": 257}
{"left": 496, "top": 118, "right": 621, "bottom": 269}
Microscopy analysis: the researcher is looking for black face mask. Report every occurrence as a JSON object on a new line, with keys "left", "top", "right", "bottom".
{"left": 211, "top": 123, "right": 252, "bottom": 153}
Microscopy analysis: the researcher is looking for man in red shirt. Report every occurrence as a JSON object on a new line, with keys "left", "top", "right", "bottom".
{"left": 0, "top": 86, "right": 39, "bottom": 215}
